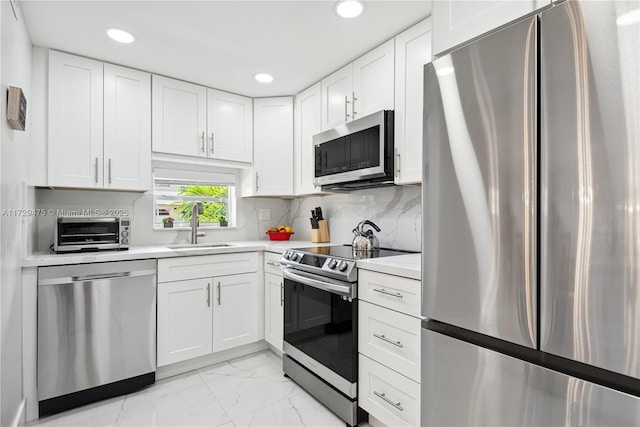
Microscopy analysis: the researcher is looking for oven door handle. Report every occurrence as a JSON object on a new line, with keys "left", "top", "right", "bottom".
{"left": 282, "top": 268, "right": 354, "bottom": 299}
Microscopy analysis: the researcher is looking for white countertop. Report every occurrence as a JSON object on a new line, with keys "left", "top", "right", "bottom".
{"left": 356, "top": 253, "right": 421, "bottom": 280}
{"left": 23, "top": 240, "right": 338, "bottom": 267}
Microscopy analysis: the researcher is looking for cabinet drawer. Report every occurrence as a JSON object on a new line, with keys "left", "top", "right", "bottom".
{"left": 264, "top": 251, "right": 283, "bottom": 276}
{"left": 158, "top": 252, "right": 258, "bottom": 283}
{"left": 358, "top": 269, "right": 421, "bottom": 317}
{"left": 359, "top": 354, "right": 420, "bottom": 427}
{"left": 359, "top": 300, "right": 420, "bottom": 380}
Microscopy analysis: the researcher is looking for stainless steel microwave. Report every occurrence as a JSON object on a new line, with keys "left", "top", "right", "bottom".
{"left": 54, "top": 216, "right": 130, "bottom": 253}
{"left": 313, "top": 110, "right": 394, "bottom": 191}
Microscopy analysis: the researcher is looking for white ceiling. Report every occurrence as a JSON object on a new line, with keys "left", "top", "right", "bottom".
{"left": 19, "top": 0, "right": 431, "bottom": 98}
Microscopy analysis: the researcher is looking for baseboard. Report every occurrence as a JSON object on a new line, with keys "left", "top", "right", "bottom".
{"left": 157, "top": 340, "right": 269, "bottom": 380}
{"left": 367, "top": 413, "right": 386, "bottom": 427}
{"left": 266, "top": 342, "right": 284, "bottom": 357}
{"left": 10, "top": 399, "right": 26, "bottom": 427}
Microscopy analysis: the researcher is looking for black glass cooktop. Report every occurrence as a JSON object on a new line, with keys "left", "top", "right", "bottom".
{"left": 292, "top": 244, "right": 417, "bottom": 261}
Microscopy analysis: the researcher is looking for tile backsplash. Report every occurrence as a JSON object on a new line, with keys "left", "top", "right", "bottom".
{"left": 32, "top": 185, "right": 421, "bottom": 253}
{"left": 289, "top": 185, "right": 422, "bottom": 252}
{"left": 33, "top": 188, "right": 289, "bottom": 252}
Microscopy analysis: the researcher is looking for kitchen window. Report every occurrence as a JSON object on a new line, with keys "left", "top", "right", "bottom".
{"left": 153, "top": 168, "right": 236, "bottom": 229}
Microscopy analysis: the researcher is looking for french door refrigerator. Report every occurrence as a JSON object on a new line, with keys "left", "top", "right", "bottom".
{"left": 422, "top": 1, "right": 640, "bottom": 425}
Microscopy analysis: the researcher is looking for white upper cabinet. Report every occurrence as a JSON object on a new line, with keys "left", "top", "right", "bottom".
{"left": 432, "top": 0, "right": 549, "bottom": 56}
{"left": 321, "top": 40, "right": 394, "bottom": 131}
{"left": 321, "top": 64, "right": 353, "bottom": 131}
{"left": 152, "top": 76, "right": 253, "bottom": 163}
{"left": 48, "top": 51, "right": 151, "bottom": 191}
{"left": 294, "top": 83, "right": 322, "bottom": 196}
{"left": 250, "top": 97, "right": 294, "bottom": 196}
{"left": 352, "top": 39, "right": 395, "bottom": 119}
{"left": 48, "top": 51, "right": 104, "bottom": 188}
{"left": 207, "top": 88, "right": 253, "bottom": 163}
{"left": 394, "top": 18, "right": 432, "bottom": 185}
{"left": 103, "top": 64, "right": 151, "bottom": 191}
{"left": 152, "top": 75, "right": 207, "bottom": 157}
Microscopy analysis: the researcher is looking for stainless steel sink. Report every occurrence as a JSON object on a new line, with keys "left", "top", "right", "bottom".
{"left": 165, "top": 243, "right": 232, "bottom": 250}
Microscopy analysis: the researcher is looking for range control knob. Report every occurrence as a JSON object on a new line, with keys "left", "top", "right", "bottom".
{"left": 290, "top": 253, "right": 299, "bottom": 261}
{"left": 283, "top": 251, "right": 291, "bottom": 260}
{"left": 328, "top": 259, "right": 338, "bottom": 269}
{"left": 338, "top": 261, "right": 349, "bottom": 272}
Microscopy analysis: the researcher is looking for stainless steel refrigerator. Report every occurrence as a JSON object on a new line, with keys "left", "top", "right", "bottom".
{"left": 421, "top": 1, "right": 640, "bottom": 425}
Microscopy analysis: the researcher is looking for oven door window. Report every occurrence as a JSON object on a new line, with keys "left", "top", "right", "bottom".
{"left": 284, "top": 278, "right": 356, "bottom": 383}
{"left": 57, "top": 221, "right": 119, "bottom": 246}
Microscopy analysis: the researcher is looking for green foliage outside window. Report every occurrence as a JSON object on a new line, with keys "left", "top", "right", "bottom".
{"left": 171, "top": 185, "right": 228, "bottom": 223}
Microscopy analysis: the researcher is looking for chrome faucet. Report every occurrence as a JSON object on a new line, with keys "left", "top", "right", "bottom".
{"left": 191, "top": 202, "right": 203, "bottom": 244}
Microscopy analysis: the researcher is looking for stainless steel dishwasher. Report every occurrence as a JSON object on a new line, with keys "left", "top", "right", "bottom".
{"left": 37, "top": 259, "right": 156, "bottom": 417}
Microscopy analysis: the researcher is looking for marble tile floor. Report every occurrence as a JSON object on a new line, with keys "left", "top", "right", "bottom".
{"left": 27, "top": 350, "right": 360, "bottom": 427}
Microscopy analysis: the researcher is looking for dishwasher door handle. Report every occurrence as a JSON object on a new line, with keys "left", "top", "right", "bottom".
{"left": 39, "top": 269, "right": 157, "bottom": 286}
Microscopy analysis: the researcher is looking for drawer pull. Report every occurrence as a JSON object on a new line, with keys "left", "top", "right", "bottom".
{"left": 373, "top": 391, "right": 403, "bottom": 411}
{"left": 266, "top": 261, "right": 281, "bottom": 267}
{"left": 373, "top": 333, "right": 403, "bottom": 348}
{"left": 372, "top": 288, "right": 403, "bottom": 298}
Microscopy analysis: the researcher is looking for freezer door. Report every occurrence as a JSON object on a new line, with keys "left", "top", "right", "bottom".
{"left": 540, "top": 1, "right": 640, "bottom": 378}
{"left": 422, "top": 328, "right": 640, "bottom": 426}
{"left": 422, "top": 16, "right": 537, "bottom": 348}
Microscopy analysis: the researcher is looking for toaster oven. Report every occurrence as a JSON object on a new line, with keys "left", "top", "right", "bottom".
{"left": 53, "top": 217, "right": 130, "bottom": 253}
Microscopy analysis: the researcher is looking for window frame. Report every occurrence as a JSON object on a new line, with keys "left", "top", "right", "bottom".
{"left": 152, "top": 170, "right": 236, "bottom": 231}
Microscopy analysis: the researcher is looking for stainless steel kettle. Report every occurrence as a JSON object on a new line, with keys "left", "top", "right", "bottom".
{"left": 352, "top": 220, "right": 381, "bottom": 251}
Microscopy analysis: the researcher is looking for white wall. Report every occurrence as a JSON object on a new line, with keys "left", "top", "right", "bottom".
{"left": 290, "top": 186, "right": 422, "bottom": 252}
{"left": 33, "top": 188, "right": 290, "bottom": 251}
{"left": 1, "top": 1, "right": 32, "bottom": 425}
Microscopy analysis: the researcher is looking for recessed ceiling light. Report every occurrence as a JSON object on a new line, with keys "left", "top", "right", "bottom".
{"left": 254, "top": 73, "right": 274, "bottom": 83}
{"left": 335, "top": 0, "right": 364, "bottom": 19}
{"left": 107, "top": 28, "right": 135, "bottom": 44}
{"left": 617, "top": 8, "right": 640, "bottom": 26}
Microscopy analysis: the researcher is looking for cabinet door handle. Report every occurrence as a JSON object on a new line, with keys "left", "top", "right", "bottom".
{"left": 255, "top": 173, "right": 259, "bottom": 192}
{"left": 95, "top": 158, "right": 99, "bottom": 183}
{"left": 209, "top": 132, "right": 214, "bottom": 155}
{"left": 394, "top": 148, "right": 400, "bottom": 177}
{"left": 373, "top": 333, "right": 403, "bottom": 348}
{"left": 352, "top": 92, "right": 357, "bottom": 118}
{"left": 206, "top": 283, "right": 211, "bottom": 307}
{"left": 280, "top": 281, "right": 284, "bottom": 307}
{"left": 108, "top": 158, "right": 112, "bottom": 184}
{"left": 373, "top": 391, "right": 403, "bottom": 411}
{"left": 200, "top": 131, "right": 205, "bottom": 153}
{"left": 372, "top": 288, "right": 403, "bottom": 298}
{"left": 217, "top": 282, "right": 221, "bottom": 305}
{"left": 344, "top": 95, "right": 351, "bottom": 122}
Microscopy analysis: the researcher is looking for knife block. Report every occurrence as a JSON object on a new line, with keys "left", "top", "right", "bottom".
{"left": 311, "top": 220, "right": 330, "bottom": 243}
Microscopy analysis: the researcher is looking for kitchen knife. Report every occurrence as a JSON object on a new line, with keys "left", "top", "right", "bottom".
{"left": 315, "top": 207, "right": 323, "bottom": 220}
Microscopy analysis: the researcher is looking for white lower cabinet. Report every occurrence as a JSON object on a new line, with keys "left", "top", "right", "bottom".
{"left": 157, "top": 278, "right": 213, "bottom": 366}
{"left": 264, "top": 252, "right": 284, "bottom": 351}
{"left": 359, "top": 300, "right": 421, "bottom": 380}
{"left": 359, "top": 354, "right": 420, "bottom": 427}
{"left": 157, "top": 253, "right": 260, "bottom": 367}
{"left": 264, "top": 272, "right": 284, "bottom": 351}
{"left": 358, "top": 269, "right": 422, "bottom": 425}
{"left": 213, "top": 272, "right": 260, "bottom": 352}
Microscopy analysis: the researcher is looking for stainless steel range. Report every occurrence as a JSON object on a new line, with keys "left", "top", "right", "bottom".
{"left": 280, "top": 245, "right": 413, "bottom": 426}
